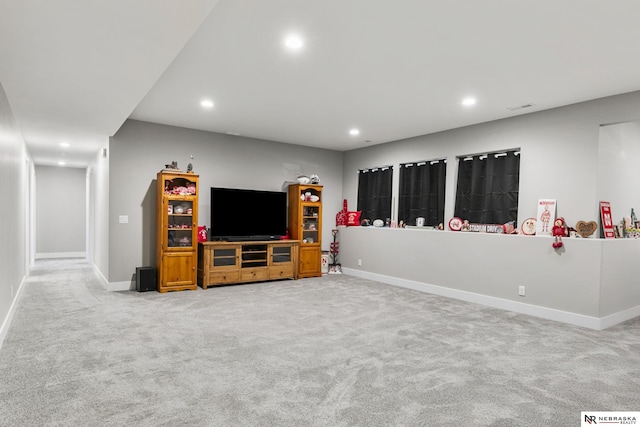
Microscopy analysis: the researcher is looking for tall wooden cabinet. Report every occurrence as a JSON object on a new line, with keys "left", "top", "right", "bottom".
{"left": 156, "top": 171, "right": 199, "bottom": 292}
{"left": 288, "top": 184, "right": 322, "bottom": 278}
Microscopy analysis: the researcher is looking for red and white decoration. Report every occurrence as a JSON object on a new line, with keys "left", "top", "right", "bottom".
{"left": 520, "top": 218, "right": 537, "bottom": 235}
{"left": 336, "top": 199, "right": 361, "bottom": 227}
{"left": 336, "top": 199, "right": 348, "bottom": 226}
{"left": 599, "top": 201, "right": 615, "bottom": 239}
{"left": 535, "top": 199, "right": 556, "bottom": 235}
{"left": 448, "top": 217, "right": 463, "bottom": 231}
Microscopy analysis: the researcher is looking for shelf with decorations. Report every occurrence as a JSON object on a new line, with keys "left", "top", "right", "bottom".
{"left": 288, "top": 183, "right": 323, "bottom": 278}
{"left": 156, "top": 170, "right": 199, "bottom": 292}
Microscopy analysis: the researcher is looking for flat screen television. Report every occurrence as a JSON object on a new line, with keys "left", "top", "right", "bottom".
{"left": 209, "top": 187, "right": 287, "bottom": 241}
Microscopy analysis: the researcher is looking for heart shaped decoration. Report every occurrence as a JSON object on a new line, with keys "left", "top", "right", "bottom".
{"left": 576, "top": 220, "right": 597, "bottom": 238}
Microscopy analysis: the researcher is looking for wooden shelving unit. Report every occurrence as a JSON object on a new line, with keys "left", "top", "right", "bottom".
{"left": 155, "top": 171, "right": 199, "bottom": 292}
{"left": 288, "top": 184, "right": 323, "bottom": 278}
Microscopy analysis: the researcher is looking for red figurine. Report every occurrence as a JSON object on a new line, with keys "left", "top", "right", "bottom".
{"left": 552, "top": 217, "right": 567, "bottom": 248}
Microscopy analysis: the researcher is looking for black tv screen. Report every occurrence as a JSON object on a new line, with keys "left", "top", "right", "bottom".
{"left": 210, "top": 187, "right": 287, "bottom": 241}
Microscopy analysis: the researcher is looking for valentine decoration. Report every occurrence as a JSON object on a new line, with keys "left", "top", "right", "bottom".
{"left": 164, "top": 180, "right": 197, "bottom": 195}
{"left": 521, "top": 218, "right": 537, "bottom": 235}
{"left": 552, "top": 217, "right": 567, "bottom": 248}
{"left": 575, "top": 220, "right": 597, "bottom": 238}
{"left": 536, "top": 199, "right": 556, "bottom": 235}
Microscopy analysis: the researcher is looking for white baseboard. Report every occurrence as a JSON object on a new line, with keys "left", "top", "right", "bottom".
{"left": 598, "top": 305, "right": 640, "bottom": 329}
{"left": 35, "top": 252, "right": 86, "bottom": 259}
{"left": 92, "top": 263, "right": 108, "bottom": 287}
{"left": 91, "top": 263, "right": 132, "bottom": 291}
{"left": 341, "top": 268, "right": 636, "bottom": 330}
{"left": 107, "top": 281, "right": 133, "bottom": 292}
{"left": 0, "top": 275, "right": 26, "bottom": 350}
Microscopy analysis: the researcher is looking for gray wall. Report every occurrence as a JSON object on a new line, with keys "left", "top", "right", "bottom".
{"left": 35, "top": 165, "right": 86, "bottom": 256}
{"left": 598, "top": 120, "right": 640, "bottom": 221}
{"left": 0, "top": 81, "right": 29, "bottom": 341}
{"left": 108, "top": 119, "right": 343, "bottom": 282}
{"left": 343, "top": 91, "right": 640, "bottom": 226}
{"left": 339, "top": 227, "right": 602, "bottom": 315}
{"left": 338, "top": 91, "right": 640, "bottom": 325}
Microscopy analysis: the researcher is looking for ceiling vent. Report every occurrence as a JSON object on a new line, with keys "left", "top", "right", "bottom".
{"left": 508, "top": 103, "right": 534, "bottom": 111}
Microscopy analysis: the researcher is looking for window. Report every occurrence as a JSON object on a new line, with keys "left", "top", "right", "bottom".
{"left": 454, "top": 150, "right": 520, "bottom": 224}
{"left": 398, "top": 159, "right": 446, "bottom": 226}
{"left": 357, "top": 166, "right": 393, "bottom": 223}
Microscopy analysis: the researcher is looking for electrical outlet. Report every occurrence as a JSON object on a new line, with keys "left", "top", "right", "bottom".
{"left": 518, "top": 285, "right": 525, "bottom": 296}
{"left": 358, "top": 259, "right": 362, "bottom": 267}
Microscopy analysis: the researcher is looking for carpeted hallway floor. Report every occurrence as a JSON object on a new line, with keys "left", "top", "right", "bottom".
{"left": 1, "top": 258, "right": 639, "bottom": 426}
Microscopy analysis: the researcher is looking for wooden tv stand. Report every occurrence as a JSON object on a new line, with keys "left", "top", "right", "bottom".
{"left": 197, "top": 240, "right": 300, "bottom": 289}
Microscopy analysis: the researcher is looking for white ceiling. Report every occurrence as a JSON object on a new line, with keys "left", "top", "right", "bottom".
{"left": 2, "top": 1, "right": 640, "bottom": 168}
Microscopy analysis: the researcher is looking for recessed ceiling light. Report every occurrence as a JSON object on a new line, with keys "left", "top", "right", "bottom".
{"left": 200, "top": 99, "right": 214, "bottom": 109}
{"left": 57, "top": 161, "right": 66, "bottom": 166}
{"left": 349, "top": 128, "right": 360, "bottom": 136}
{"left": 462, "top": 97, "right": 477, "bottom": 106}
{"left": 284, "top": 34, "right": 304, "bottom": 50}
{"left": 59, "top": 142, "right": 70, "bottom": 148}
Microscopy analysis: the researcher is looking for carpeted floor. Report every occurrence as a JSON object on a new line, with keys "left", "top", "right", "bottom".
{"left": 1, "top": 258, "right": 639, "bottom": 426}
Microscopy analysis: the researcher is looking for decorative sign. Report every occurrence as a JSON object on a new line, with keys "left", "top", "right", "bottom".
{"left": 575, "top": 220, "right": 597, "bottom": 238}
{"left": 346, "top": 211, "right": 361, "bottom": 226}
{"left": 536, "top": 199, "right": 556, "bottom": 235}
{"left": 321, "top": 253, "right": 329, "bottom": 274}
{"left": 521, "top": 218, "right": 537, "bottom": 235}
{"left": 599, "top": 201, "right": 615, "bottom": 239}
{"left": 448, "top": 217, "right": 463, "bottom": 231}
{"left": 467, "top": 223, "right": 506, "bottom": 233}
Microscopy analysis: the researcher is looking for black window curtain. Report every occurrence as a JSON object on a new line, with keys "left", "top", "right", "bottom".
{"left": 398, "top": 161, "right": 446, "bottom": 226}
{"left": 455, "top": 151, "right": 520, "bottom": 224}
{"left": 357, "top": 166, "right": 393, "bottom": 222}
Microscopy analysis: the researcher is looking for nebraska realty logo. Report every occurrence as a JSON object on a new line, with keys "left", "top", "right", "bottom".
{"left": 582, "top": 412, "right": 639, "bottom": 425}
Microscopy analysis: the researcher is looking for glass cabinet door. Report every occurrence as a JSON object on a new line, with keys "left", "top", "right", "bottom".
{"left": 302, "top": 205, "right": 319, "bottom": 244}
{"left": 271, "top": 245, "right": 292, "bottom": 263}
{"left": 167, "top": 199, "right": 194, "bottom": 248}
{"left": 213, "top": 247, "right": 238, "bottom": 267}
